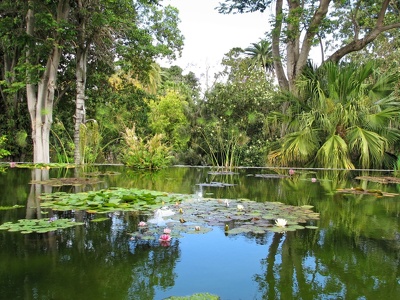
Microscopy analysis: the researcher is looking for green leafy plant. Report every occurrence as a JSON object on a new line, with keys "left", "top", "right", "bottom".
{"left": 80, "top": 120, "right": 101, "bottom": 164}
{"left": 0, "top": 135, "right": 11, "bottom": 159}
{"left": 51, "top": 119, "right": 74, "bottom": 163}
{"left": 197, "top": 119, "right": 249, "bottom": 170}
{"left": 0, "top": 218, "right": 85, "bottom": 234}
{"left": 121, "top": 125, "right": 172, "bottom": 169}
{"left": 393, "top": 156, "right": 400, "bottom": 177}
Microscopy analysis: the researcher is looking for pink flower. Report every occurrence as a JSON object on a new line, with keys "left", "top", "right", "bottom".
{"left": 289, "top": 169, "right": 295, "bottom": 175}
{"left": 159, "top": 234, "right": 171, "bottom": 242}
{"left": 138, "top": 221, "right": 147, "bottom": 227}
{"left": 9, "top": 162, "right": 16, "bottom": 168}
{"left": 163, "top": 228, "right": 171, "bottom": 234}
{"left": 311, "top": 178, "right": 317, "bottom": 183}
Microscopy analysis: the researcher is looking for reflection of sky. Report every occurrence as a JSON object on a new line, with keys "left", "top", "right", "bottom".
{"left": 153, "top": 228, "right": 268, "bottom": 299}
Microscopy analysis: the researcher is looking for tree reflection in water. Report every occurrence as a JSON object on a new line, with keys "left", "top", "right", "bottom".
{"left": 0, "top": 166, "right": 399, "bottom": 299}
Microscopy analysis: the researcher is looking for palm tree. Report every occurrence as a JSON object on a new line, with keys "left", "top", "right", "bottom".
{"left": 268, "top": 61, "right": 400, "bottom": 169}
{"left": 245, "top": 39, "right": 274, "bottom": 76}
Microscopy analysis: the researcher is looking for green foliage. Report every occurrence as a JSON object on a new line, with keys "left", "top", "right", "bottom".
{"left": 121, "top": 125, "right": 172, "bottom": 169}
{"left": 38, "top": 187, "right": 183, "bottom": 214}
{"left": 269, "top": 62, "right": 400, "bottom": 169}
{"left": 148, "top": 90, "right": 190, "bottom": 152}
{"left": 244, "top": 38, "right": 274, "bottom": 75}
{"left": 0, "top": 218, "right": 85, "bottom": 234}
{"left": 79, "top": 120, "right": 101, "bottom": 164}
{"left": 50, "top": 119, "right": 74, "bottom": 163}
{"left": 196, "top": 119, "right": 249, "bottom": 170}
{"left": 0, "top": 135, "right": 11, "bottom": 159}
{"left": 160, "top": 293, "right": 220, "bottom": 300}
{"left": 393, "top": 156, "right": 400, "bottom": 177}
{"left": 196, "top": 48, "right": 276, "bottom": 167}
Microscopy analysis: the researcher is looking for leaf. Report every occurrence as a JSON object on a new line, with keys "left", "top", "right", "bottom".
{"left": 305, "top": 225, "right": 319, "bottom": 229}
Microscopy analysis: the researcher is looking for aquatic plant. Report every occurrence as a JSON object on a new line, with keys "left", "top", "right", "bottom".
{"left": 0, "top": 218, "right": 84, "bottom": 234}
{"left": 275, "top": 218, "right": 287, "bottom": 227}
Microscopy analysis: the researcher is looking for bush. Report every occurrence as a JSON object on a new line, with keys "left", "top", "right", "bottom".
{"left": 121, "top": 126, "right": 172, "bottom": 169}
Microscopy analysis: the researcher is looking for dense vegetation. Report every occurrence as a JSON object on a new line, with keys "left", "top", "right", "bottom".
{"left": 1, "top": 0, "right": 400, "bottom": 170}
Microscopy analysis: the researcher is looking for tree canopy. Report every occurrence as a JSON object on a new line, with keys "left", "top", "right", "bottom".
{"left": 218, "top": 0, "right": 400, "bottom": 91}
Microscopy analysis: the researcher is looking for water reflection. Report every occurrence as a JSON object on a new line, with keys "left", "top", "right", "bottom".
{"left": 0, "top": 166, "right": 399, "bottom": 299}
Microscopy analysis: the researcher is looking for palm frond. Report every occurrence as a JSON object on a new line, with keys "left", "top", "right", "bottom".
{"left": 347, "top": 126, "right": 388, "bottom": 168}
{"left": 315, "top": 135, "right": 354, "bottom": 169}
{"left": 279, "top": 127, "right": 320, "bottom": 165}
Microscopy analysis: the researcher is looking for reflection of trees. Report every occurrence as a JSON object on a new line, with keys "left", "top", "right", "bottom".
{"left": 0, "top": 166, "right": 182, "bottom": 299}
{"left": 128, "top": 239, "right": 180, "bottom": 299}
{"left": 254, "top": 226, "right": 400, "bottom": 299}
{"left": 1, "top": 211, "right": 181, "bottom": 299}
{"left": 2, "top": 167, "right": 400, "bottom": 299}
{"left": 26, "top": 169, "right": 52, "bottom": 219}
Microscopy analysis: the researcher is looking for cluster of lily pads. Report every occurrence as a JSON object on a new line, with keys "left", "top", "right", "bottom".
{"left": 38, "top": 188, "right": 188, "bottom": 214}
{"left": 129, "top": 196, "right": 319, "bottom": 242}
{"left": 179, "top": 198, "right": 319, "bottom": 234}
{"left": 0, "top": 217, "right": 84, "bottom": 234}
{"left": 0, "top": 187, "right": 319, "bottom": 236}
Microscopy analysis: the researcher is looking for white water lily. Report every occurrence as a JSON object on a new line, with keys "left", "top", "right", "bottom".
{"left": 275, "top": 218, "right": 287, "bottom": 227}
{"left": 237, "top": 204, "right": 244, "bottom": 211}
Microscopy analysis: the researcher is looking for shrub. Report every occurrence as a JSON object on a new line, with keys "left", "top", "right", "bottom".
{"left": 121, "top": 126, "right": 172, "bottom": 169}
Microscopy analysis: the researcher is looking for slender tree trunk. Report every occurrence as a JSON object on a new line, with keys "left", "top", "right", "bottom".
{"left": 74, "top": 0, "right": 91, "bottom": 165}
{"left": 74, "top": 46, "right": 88, "bottom": 165}
{"left": 25, "top": 0, "right": 70, "bottom": 163}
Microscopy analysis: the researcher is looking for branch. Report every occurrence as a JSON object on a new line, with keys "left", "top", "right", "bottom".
{"left": 328, "top": 0, "right": 399, "bottom": 63}
{"left": 296, "top": 0, "right": 330, "bottom": 78}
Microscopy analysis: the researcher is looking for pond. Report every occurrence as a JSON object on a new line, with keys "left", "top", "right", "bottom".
{"left": 0, "top": 165, "right": 399, "bottom": 299}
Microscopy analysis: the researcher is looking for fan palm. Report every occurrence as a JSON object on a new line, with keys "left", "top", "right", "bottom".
{"left": 269, "top": 61, "right": 400, "bottom": 169}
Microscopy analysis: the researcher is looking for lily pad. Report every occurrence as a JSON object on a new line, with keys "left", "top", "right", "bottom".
{"left": 90, "top": 217, "right": 110, "bottom": 223}
{"left": 0, "top": 205, "right": 24, "bottom": 210}
{"left": 38, "top": 188, "right": 186, "bottom": 214}
{"left": 0, "top": 218, "right": 84, "bottom": 234}
{"left": 305, "top": 225, "right": 319, "bottom": 229}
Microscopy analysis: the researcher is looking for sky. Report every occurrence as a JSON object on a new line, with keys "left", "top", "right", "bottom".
{"left": 160, "top": 0, "right": 271, "bottom": 89}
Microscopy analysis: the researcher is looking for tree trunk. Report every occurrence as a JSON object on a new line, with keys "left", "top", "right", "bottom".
{"left": 25, "top": 0, "right": 70, "bottom": 163}
{"left": 272, "top": 0, "right": 289, "bottom": 90}
{"left": 74, "top": 46, "right": 88, "bottom": 165}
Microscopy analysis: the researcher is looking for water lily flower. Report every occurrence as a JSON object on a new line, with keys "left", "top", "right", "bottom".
{"left": 224, "top": 200, "right": 230, "bottom": 207}
{"left": 311, "top": 178, "right": 317, "bottom": 182}
{"left": 159, "top": 234, "right": 171, "bottom": 242}
{"left": 9, "top": 162, "right": 16, "bottom": 168}
{"left": 275, "top": 218, "right": 287, "bottom": 227}
{"left": 195, "top": 226, "right": 200, "bottom": 231}
{"left": 163, "top": 228, "right": 171, "bottom": 234}
{"left": 237, "top": 204, "right": 244, "bottom": 211}
{"left": 289, "top": 169, "right": 295, "bottom": 175}
{"left": 138, "top": 221, "right": 147, "bottom": 227}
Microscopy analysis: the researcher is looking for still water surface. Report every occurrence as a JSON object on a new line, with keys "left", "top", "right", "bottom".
{"left": 0, "top": 166, "right": 399, "bottom": 299}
